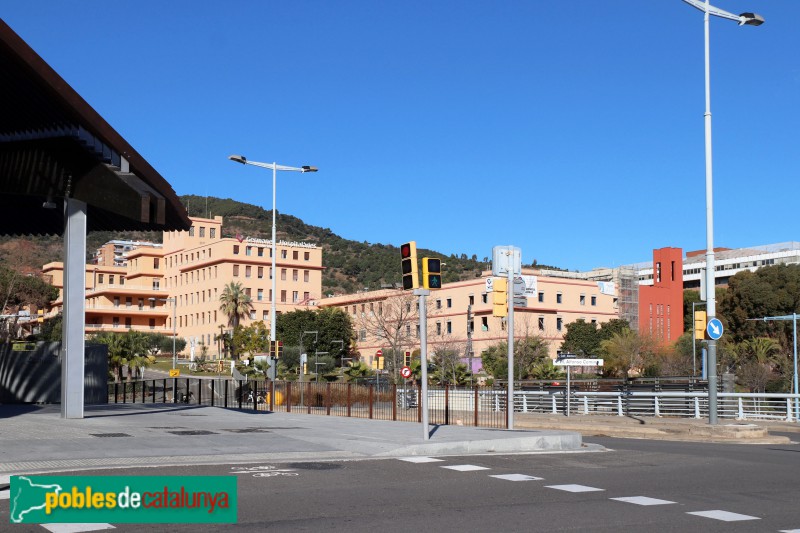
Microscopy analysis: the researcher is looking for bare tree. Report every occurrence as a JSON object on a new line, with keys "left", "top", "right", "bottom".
{"left": 357, "top": 291, "right": 418, "bottom": 382}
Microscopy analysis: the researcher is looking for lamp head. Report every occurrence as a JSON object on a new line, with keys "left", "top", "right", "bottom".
{"left": 739, "top": 12, "right": 764, "bottom": 26}
{"left": 301, "top": 166, "right": 319, "bottom": 173}
{"left": 228, "top": 155, "right": 247, "bottom": 164}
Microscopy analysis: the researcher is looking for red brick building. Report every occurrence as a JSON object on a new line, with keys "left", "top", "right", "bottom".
{"left": 639, "top": 247, "right": 684, "bottom": 345}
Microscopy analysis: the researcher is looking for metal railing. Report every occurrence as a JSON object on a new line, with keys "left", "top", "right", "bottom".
{"left": 107, "top": 379, "right": 800, "bottom": 425}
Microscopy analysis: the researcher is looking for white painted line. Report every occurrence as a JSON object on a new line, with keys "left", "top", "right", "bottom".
{"left": 610, "top": 496, "right": 676, "bottom": 506}
{"left": 779, "top": 529, "right": 800, "bottom": 532}
{"left": 41, "top": 524, "right": 115, "bottom": 533}
{"left": 489, "top": 474, "right": 543, "bottom": 482}
{"left": 687, "top": 510, "right": 760, "bottom": 522}
{"left": 441, "top": 465, "right": 490, "bottom": 472}
{"left": 545, "top": 484, "right": 604, "bottom": 493}
{"left": 0, "top": 489, "right": 9, "bottom": 501}
{"left": 0, "top": 474, "right": 11, "bottom": 485}
{"left": 397, "top": 457, "right": 444, "bottom": 463}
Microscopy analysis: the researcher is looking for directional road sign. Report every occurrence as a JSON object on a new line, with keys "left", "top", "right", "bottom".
{"left": 706, "top": 318, "right": 723, "bottom": 340}
{"left": 553, "top": 358, "right": 604, "bottom": 367}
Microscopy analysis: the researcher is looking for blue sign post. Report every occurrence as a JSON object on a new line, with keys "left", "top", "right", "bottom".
{"left": 706, "top": 318, "right": 723, "bottom": 340}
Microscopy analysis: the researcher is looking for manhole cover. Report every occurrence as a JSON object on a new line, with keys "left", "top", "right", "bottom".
{"left": 286, "top": 462, "right": 342, "bottom": 471}
{"left": 90, "top": 433, "right": 132, "bottom": 438}
{"left": 167, "top": 430, "right": 218, "bottom": 436}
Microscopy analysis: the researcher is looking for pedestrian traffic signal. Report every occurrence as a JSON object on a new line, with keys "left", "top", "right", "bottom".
{"left": 694, "top": 310, "right": 707, "bottom": 340}
{"left": 401, "top": 241, "right": 419, "bottom": 290}
{"left": 404, "top": 350, "right": 412, "bottom": 367}
{"left": 492, "top": 277, "right": 508, "bottom": 318}
{"left": 422, "top": 257, "right": 442, "bottom": 290}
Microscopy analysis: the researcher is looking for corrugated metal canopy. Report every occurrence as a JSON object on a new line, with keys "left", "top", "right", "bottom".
{"left": 0, "top": 18, "right": 191, "bottom": 235}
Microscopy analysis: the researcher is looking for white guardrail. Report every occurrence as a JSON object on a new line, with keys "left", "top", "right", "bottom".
{"left": 459, "top": 390, "right": 800, "bottom": 422}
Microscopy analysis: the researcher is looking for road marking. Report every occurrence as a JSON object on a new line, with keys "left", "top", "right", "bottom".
{"left": 687, "top": 510, "right": 760, "bottom": 522}
{"left": 0, "top": 489, "right": 9, "bottom": 500}
{"left": 610, "top": 496, "right": 675, "bottom": 506}
{"left": 779, "top": 529, "right": 800, "bottom": 532}
{"left": 546, "top": 484, "right": 604, "bottom": 493}
{"left": 398, "top": 457, "right": 443, "bottom": 463}
{"left": 489, "top": 474, "right": 542, "bottom": 482}
{"left": 441, "top": 465, "right": 490, "bottom": 472}
{"left": 41, "top": 525, "right": 115, "bottom": 532}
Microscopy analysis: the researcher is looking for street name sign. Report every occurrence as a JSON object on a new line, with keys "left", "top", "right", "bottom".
{"left": 553, "top": 358, "right": 604, "bottom": 367}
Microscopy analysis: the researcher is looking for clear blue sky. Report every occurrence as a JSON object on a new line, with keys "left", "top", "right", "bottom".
{"left": 4, "top": 1, "right": 798, "bottom": 271}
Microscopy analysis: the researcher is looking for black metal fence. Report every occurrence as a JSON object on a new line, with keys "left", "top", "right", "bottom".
{"left": 107, "top": 379, "right": 508, "bottom": 429}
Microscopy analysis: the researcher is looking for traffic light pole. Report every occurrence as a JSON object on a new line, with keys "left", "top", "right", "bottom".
{"left": 414, "top": 288, "right": 430, "bottom": 441}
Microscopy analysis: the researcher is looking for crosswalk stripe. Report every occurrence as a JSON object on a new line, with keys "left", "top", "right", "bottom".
{"left": 441, "top": 465, "right": 490, "bottom": 472}
{"left": 0, "top": 489, "right": 9, "bottom": 501}
{"left": 610, "top": 496, "right": 676, "bottom": 506}
{"left": 397, "top": 457, "right": 443, "bottom": 463}
{"left": 687, "top": 510, "right": 760, "bottom": 522}
{"left": 41, "top": 525, "right": 115, "bottom": 532}
{"left": 545, "top": 484, "right": 604, "bottom": 493}
{"left": 490, "top": 474, "right": 542, "bottom": 482}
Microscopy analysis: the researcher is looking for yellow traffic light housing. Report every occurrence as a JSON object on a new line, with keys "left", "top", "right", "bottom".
{"left": 422, "top": 257, "right": 442, "bottom": 290}
{"left": 400, "top": 241, "right": 419, "bottom": 290}
{"left": 492, "top": 277, "right": 508, "bottom": 318}
{"left": 694, "top": 310, "right": 707, "bottom": 340}
{"left": 404, "top": 350, "right": 412, "bottom": 367}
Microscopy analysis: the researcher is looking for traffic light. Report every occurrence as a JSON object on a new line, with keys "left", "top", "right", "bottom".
{"left": 694, "top": 310, "right": 707, "bottom": 340}
{"left": 378, "top": 356, "right": 384, "bottom": 370}
{"left": 270, "top": 340, "right": 284, "bottom": 358}
{"left": 404, "top": 350, "right": 412, "bottom": 367}
{"left": 422, "top": 257, "right": 442, "bottom": 290}
{"left": 492, "top": 277, "right": 508, "bottom": 318}
{"left": 400, "top": 241, "right": 419, "bottom": 290}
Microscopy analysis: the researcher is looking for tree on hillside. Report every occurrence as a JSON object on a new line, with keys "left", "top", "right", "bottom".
{"left": 219, "top": 281, "right": 254, "bottom": 330}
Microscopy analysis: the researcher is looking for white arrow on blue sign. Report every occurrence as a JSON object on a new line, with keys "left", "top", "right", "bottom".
{"left": 706, "top": 318, "right": 723, "bottom": 340}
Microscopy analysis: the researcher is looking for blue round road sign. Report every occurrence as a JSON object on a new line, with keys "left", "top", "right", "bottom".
{"left": 706, "top": 318, "right": 723, "bottom": 340}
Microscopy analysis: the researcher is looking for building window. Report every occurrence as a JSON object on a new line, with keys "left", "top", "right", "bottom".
{"left": 591, "top": 295, "right": 597, "bottom": 306}
{"left": 233, "top": 245, "right": 239, "bottom": 255}
{"left": 250, "top": 310, "right": 256, "bottom": 320}
{"left": 538, "top": 316, "right": 545, "bottom": 331}
{"left": 280, "top": 290, "right": 287, "bottom": 303}
{"left": 109, "top": 275, "right": 114, "bottom": 285}
{"left": 189, "top": 227, "right": 195, "bottom": 237}
{"left": 113, "top": 297, "right": 120, "bottom": 307}
{"left": 304, "top": 270, "right": 310, "bottom": 282}
{"left": 359, "top": 330, "right": 367, "bottom": 342}
{"left": 580, "top": 294, "right": 586, "bottom": 305}
{"left": 246, "top": 247, "right": 252, "bottom": 256}
{"left": 210, "top": 228, "right": 216, "bottom": 238}
{"left": 481, "top": 317, "right": 489, "bottom": 331}
{"left": 233, "top": 265, "right": 239, "bottom": 277}
{"left": 446, "top": 321, "right": 452, "bottom": 334}
{"left": 482, "top": 293, "right": 488, "bottom": 304}
{"left": 556, "top": 293, "right": 562, "bottom": 304}
{"left": 281, "top": 269, "right": 287, "bottom": 281}
{"left": 293, "top": 250, "right": 299, "bottom": 260}
{"left": 406, "top": 325, "right": 411, "bottom": 337}
{"left": 258, "top": 247, "right": 264, "bottom": 257}
{"left": 245, "top": 266, "right": 252, "bottom": 278}
{"left": 257, "top": 289, "right": 263, "bottom": 301}
{"left": 199, "top": 227, "right": 205, "bottom": 238}
{"left": 436, "top": 299, "right": 441, "bottom": 309}
{"left": 98, "top": 274, "right": 104, "bottom": 284}
{"left": 153, "top": 258, "right": 160, "bottom": 269}
{"left": 304, "top": 252, "right": 310, "bottom": 261}
{"left": 293, "top": 269, "right": 299, "bottom": 281}
{"left": 436, "top": 322, "right": 442, "bottom": 335}
{"left": 263, "top": 311, "right": 268, "bottom": 321}
{"left": 152, "top": 279, "right": 160, "bottom": 290}
{"left": 113, "top": 317, "right": 120, "bottom": 328}
{"left": 281, "top": 250, "right": 287, "bottom": 259}
{"left": 557, "top": 317, "right": 563, "bottom": 331}
{"left": 304, "top": 291, "right": 310, "bottom": 301}
{"left": 538, "top": 291, "right": 544, "bottom": 303}
{"left": 446, "top": 298, "right": 452, "bottom": 308}
{"left": 125, "top": 297, "right": 132, "bottom": 308}
{"left": 469, "top": 295, "right": 475, "bottom": 305}
{"left": 292, "top": 291, "right": 299, "bottom": 303}
{"left": 258, "top": 267, "right": 264, "bottom": 279}
{"left": 149, "top": 318, "right": 155, "bottom": 330}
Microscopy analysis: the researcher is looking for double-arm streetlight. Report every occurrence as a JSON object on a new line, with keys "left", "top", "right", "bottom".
{"left": 228, "top": 155, "right": 318, "bottom": 356}
{"left": 679, "top": 0, "right": 763, "bottom": 425}
{"left": 150, "top": 296, "right": 177, "bottom": 369}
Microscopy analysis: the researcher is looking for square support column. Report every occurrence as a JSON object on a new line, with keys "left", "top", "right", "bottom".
{"left": 61, "top": 198, "right": 87, "bottom": 419}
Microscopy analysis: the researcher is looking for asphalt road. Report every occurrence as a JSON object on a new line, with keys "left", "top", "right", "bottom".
{"left": 3, "top": 437, "right": 799, "bottom": 532}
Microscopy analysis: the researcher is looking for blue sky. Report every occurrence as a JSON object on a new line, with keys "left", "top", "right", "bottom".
{"left": 4, "top": 1, "right": 799, "bottom": 271}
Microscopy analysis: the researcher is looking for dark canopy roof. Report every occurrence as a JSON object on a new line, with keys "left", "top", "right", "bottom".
{"left": 0, "top": 18, "right": 191, "bottom": 235}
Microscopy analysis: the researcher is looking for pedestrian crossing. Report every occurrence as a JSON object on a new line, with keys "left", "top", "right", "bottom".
{"left": 397, "top": 456, "right": 795, "bottom": 529}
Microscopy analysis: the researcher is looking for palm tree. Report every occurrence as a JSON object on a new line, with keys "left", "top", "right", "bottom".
{"left": 599, "top": 328, "right": 655, "bottom": 379}
{"left": 219, "top": 281, "right": 254, "bottom": 329}
{"left": 742, "top": 337, "right": 782, "bottom": 367}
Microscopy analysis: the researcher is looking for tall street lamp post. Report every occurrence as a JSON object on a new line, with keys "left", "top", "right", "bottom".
{"left": 679, "top": 0, "right": 763, "bottom": 424}
{"left": 228, "top": 155, "right": 318, "bottom": 356}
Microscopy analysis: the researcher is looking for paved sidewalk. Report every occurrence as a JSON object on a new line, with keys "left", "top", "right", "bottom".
{"left": 515, "top": 412, "right": 798, "bottom": 443}
{"left": 0, "top": 404, "right": 584, "bottom": 477}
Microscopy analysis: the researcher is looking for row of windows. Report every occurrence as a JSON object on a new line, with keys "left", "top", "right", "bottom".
{"left": 233, "top": 245, "right": 312, "bottom": 262}
{"left": 167, "top": 247, "right": 214, "bottom": 270}
{"left": 188, "top": 226, "right": 217, "bottom": 239}
{"left": 233, "top": 265, "right": 311, "bottom": 283}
